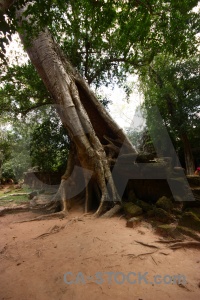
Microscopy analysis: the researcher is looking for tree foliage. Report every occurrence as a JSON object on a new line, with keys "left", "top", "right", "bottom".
{"left": 1, "top": 0, "right": 199, "bottom": 86}
{"left": 0, "top": 121, "right": 31, "bottom": 181}
{"left": 0, "top": 62, "right": 53, "bottom": 118}
{"left": 0, "top": 60, "right": 68, "bottom": 179}
{"left": 30, "top": 107, "right": 70, "bottom": 172}
{"left": 0, "top": 107, "right": 70, "bottom": 180}
{"left": 140, "top": 54, "right": 200, "bottom": 136}
{"left": 139, "top": 54, "right": 200, "bottom": 171}
{"left": 1, "top": 0, "right": 200, "bottom": 178}
{"left": 1, "top": 0, "right": 199, "bottom": 105}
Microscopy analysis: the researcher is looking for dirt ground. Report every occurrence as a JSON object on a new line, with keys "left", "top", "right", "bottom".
{"left": 0, "top": 202, "right": 200, "bottom": 300}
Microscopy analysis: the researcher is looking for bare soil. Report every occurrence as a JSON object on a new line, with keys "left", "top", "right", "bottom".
{"left": 0, "top": 186, "right": 200, "bottom": 300}
{"left": 0, "top": 210, "right": 200, "bottom": 300}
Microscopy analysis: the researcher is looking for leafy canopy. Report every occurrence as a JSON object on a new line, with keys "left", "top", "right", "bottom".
{"left": 140, "top": 54, "right": 200, "bottom": 132}
{"left": 0, "top": 0, "right": 200, "bottom": 176}
{"left": 1, "top": 0, "right": 199, "bottom": 87}
{"left": 139, "top": 53, "right": 200, "bottom": 160}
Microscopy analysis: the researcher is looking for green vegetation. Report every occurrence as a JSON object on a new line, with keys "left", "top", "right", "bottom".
{"left": 139, "top": 54, "right": 200, "bottom": 174}
{"left": 0, "top": 0, "right": 199, "bottom": 191}
{"left": 0, "top": 184, "right": 33, "bottom": 207}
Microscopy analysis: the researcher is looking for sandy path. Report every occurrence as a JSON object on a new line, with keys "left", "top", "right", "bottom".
{"left": 0, "top": 210, "right": 200, "bottom": 300}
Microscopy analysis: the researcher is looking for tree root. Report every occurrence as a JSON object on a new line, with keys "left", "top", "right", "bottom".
{"left": 39, "top": 200, "right": 61, "bottom": 212}
{"left": 33, "top": 216, "right": 87, "bottom": 239}
{"left": 169, "top": 241, "right": 200, "bottom": 249}
{"left": 122, "top": 250, "right": 158, "bottom": 259}
{"left": 135, "top": 239, "right": 200, "bottom": 250}
{"left": 151, "top": 255, "right": 158, "bottom": 265}
{"left": 0, "top": 205, "right": 29, "bottom": 216}
{"left": 135, "top": 240, "right": 160, "bottom": 249}
{"left": 34, "top": 224, "right": 66, "bottom": 239}
{"left": 155, "top": 239, "right": 184, "bottom": 243}
{"left": 100, "top": 204, "right": 122, "bottom": 218}
{"left": 14, "top": 211, "right": 67, "bottom": 223}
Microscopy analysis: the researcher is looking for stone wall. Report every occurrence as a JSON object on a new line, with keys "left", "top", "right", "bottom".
{"left": 24, "top": 171, "right": 63, "bottom": 189}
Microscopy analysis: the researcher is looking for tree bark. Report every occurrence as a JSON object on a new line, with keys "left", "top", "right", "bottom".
{"left": 180, "top": 133, "right": 195, "bottom": 175}
{"left": 0, "top": 0, "right": 135, "bottom": 215}
{"left": 9, "top": 4, "right": 136, "bottom": 215}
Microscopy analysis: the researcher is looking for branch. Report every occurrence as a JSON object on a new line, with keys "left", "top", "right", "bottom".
{"left": 22, "top": 101, "right": 53, "bottom": 115}
{"left": 88, "top": 55, "right": 147, "bottom": 84}
{"left": 149, "top": 66, "right": 175, "bottom": 116}
{"left": 134, "top": 0, "right": 153, "bottom": 14}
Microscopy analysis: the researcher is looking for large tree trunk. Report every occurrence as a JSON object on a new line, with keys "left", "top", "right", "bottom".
{"left": 16, "top": 24, "right": 136, "bottom": 215}
{"left": 0, "top": 0, "right": 136, "bottom": 216}
{"left": 1, "top": 1, "right": 196, "bottom": 216}
{"left": 180, "top": 133, "right": 195, "bottom": 175}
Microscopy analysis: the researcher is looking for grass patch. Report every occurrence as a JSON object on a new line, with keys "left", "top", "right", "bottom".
{"left": 0, "top": 184, "right": 34, "bottom": 207}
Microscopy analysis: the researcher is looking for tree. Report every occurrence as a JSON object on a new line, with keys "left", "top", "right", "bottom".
{"left": 0, "top": 62, "right": 110, "bottom": 176}
{"left": 1, "top": 130, "right": 30, "bottom": 181}
{"left": 0, "top": 108, "right": 70, "bottom": 182}
{"left": 30, "top": 107, "right": 70, "bottom": 172}
{"left": 0, "top": 0, "right": 199, "bottom": 215}
{"left": 140, "top": 54, "right": 200, "bottom": 174}
{"left": 0, "top": 62, "right": 70, "bottom": 180}
{"left": 0, "top": 62, "right": 53, "bottom": 117}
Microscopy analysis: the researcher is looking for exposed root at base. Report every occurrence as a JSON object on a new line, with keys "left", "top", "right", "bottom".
{"left": 14, "top": 211, "right": 68, "bottom": 223}
{"left": 135, "top": 240, "right": 160, "bottom": 249}
{"left": 33, "top": 215, "right": 89, "bottom": 239}
{"left": 42, "top": 200, "right": 61, "bottom": 212}
{"left": 100, "top": 204, "right": 122, "bottom": 218}
{"left": 155, "top": 239, "right": 184, "bottom": 243}
{"left": 0, "top": 205, "right": 29, "bottom": 216}
{"left": 169, "top": 241, "right": 200, "bottom": 249}
{"left": 34, "top": 224, "right": 66, "bottom": 239}
{"left": 122, "top": 250, "right": 158, "bottom": 259}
